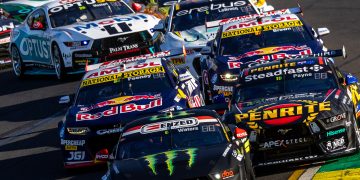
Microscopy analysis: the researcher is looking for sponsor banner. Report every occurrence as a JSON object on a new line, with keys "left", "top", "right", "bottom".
{"left": 76, "top": 98, "right": 162, "bottom": 121}
{"left": 81, "top": 66, "right": 165, "bottom": 87}
{"left": 260, "top": 137, "right": 310, "bottom": 149}
{"left": 175, "top": 1, "right": 247, "bottom": 16}
{"left": 19, "top": 38, "right": 50, "bottom": 59}
{"left": 326, "top": 128, "right": 346, "bottom": 137}
{"left": 140, "top": 118, "right": 199, "bottom": 134}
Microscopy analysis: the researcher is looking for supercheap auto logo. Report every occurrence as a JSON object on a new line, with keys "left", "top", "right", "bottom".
{"left": 235, "top": 101, "right": 331, "bottom": 128}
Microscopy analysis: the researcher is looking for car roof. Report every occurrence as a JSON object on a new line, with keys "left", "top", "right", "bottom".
{"left": 42, "top": 0, "right": 126, "bottom": 10}
{"left": 222, "top": 13, "right": 301, "bottom": 32}
{"left": 122, "top": 109, "right": 221, "bottom": 136}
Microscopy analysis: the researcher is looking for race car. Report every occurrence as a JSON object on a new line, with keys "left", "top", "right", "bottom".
{"left": 223, "top": 56, "right": 360, "bottom": 167}
{"left": 58, "top": 57, "right": 204, "bottom": 168}
{"left": 0, "top": 18, "right": 20, "bottom": 65}
{"left": 102, "top": 109, "right": 254, "bottom": 180}
{"left": 9, "top": 0, "right": 161, "bottom": 79}
{"left": 200, "top": 13, "right": 331, "bottom": 104}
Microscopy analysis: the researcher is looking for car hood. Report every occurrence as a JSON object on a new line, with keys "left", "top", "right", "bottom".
{"left": 234, "top": 89, "right": 350, "bottom": 129}
{"left": 111, "top": 144, "right": 239, "bottom": 179}
{"left": 66, "top": 90, "right": 182, "bottom": 127}
{"left": 218, "top": 41, "right": 323, "bottom": 70}
{"left": 54, "top": 13, "right": 159, "bottom": 40}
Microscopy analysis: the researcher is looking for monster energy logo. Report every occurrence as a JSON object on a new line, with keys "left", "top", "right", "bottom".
{"left": 143, "top": 148, "right": 198, "bottom": 175}
{"left": 149, "top": 111, "right": 194, "bottom": 121}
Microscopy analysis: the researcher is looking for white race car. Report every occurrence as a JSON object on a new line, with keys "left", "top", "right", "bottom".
{"left": 9, "top": 0, "right": 161, "bottom": 79}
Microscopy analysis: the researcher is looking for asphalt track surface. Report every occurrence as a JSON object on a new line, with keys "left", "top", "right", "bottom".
{"left": 0, "top": 0, "right": 359, "bottom": 179}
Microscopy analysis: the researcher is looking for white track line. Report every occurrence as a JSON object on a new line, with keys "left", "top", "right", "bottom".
{"left": 299, "top": 166, "right": 321, "bottom": 180}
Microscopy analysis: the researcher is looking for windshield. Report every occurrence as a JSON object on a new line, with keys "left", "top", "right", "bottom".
{"left": 76, "top": 71, "right": 171, "bottom": 106}
{"left": 221, "top": 23, "right": 314, "bottom": 55}
{"left": 117, "top": 121, "right": 227, "bottom": 159}
{"left": 49, "top": 1, "right": 133, "bottom": 28}
{"left": 172, "top": 1, "right": 256, "bottom": 31}
{"left": 237, "top": 62, "right": 338, "bottom": 102}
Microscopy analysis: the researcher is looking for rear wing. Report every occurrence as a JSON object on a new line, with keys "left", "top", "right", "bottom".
{"left": 206, "top": 7, "right": 302, "bottom": 28}
{"left": 280, "top": 46, "right": 347, "bottom": 60}
{"left": 86, "top": 48, "right": 187, "bottom": 72}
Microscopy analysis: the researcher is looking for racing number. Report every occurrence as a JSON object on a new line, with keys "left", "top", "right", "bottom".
{"left": 67, "top": 151, "right": 85, "bottom": 161}
{"left": 104, "top": 22, "right": 131, "bottom": 35}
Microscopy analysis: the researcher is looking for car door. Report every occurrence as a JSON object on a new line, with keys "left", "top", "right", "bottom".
{"left": 20, "top": 9, "right": 51, "bottom": 65}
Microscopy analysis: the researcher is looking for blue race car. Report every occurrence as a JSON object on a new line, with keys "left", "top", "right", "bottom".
{"left": 200, "top": 13, "right": 332, "bottom": 104}
{"left": 58, "top": 57, "right": 204, "bottom": 168}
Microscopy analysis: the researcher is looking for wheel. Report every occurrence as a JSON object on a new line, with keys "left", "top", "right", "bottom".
{"left": 352, "top": 115, "right": 360, "bottom": 149}
{"left": 242, "top": 144, "right": 255, "bottom": 180}
{"left": 52, "top": 44, "right": 66, "bottom": 80}
{"left": 11, "top": 45, "right": 25, "bottom": 78}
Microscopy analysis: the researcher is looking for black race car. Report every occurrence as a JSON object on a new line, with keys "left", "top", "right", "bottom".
{"left": 58, "top": 57, "right": 204, "bottom": 168}
{"left": 224, "top": 56, "right": 360, "bottom": 167}
{"left": 102, "top": 109, "right": 254, "bottom": 180}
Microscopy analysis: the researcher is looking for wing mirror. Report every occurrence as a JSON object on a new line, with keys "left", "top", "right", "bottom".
{"left": 346, "top": 74, "right": 359, "bottom": 85}
{"left": 151, "top": 21, "right": 166, "bottom": 33}
{"left": 317, "top": 27, "right": 330, "bottom": 37}
{"left": 59, "top": 95, "right": 71, "bottom": 104}
{"left": 200, "top": 46, "right": 212, "bottom": 55}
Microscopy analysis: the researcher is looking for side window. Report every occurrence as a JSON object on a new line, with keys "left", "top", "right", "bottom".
{"left": 28, "top": 9, "right": 48, "bottom": 30}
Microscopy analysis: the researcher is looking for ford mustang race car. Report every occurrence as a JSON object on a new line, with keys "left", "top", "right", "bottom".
{"left": 102, "top": 109, "right": 254, "bottom": 180}
{"left": 58, "top": 57, "right": 204, "bottom": 168}
{"left": 200, "top": 13, "right": 332, "bottom": 104}
{"left": 9, "top": 0, "right": 161, "bottom": 79}
{"left": 223, "top": 56, "right": 360, "bottom": 167}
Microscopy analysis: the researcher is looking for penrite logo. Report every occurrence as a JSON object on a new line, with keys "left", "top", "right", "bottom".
{"left": 236, "top": 101, "right": 331, "bottom": 126}
{"left": 176, "top": 1, "right": 247, "bottom": 16}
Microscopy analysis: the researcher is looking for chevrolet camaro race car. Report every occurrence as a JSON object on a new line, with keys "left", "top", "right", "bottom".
{"left": 200, "top": 13, "right": 331, "bottom": 104}
{"left": 58, "top": 57, "right": 204, "bottom": 168}
{"left": 103, "top": 109, "right": 254, "bottom": 180}
{"left": 224, "top": 56, "right": 360, "bottom": 167}
{"left": 9, "top": 0, "right": 161, "bottom": 79}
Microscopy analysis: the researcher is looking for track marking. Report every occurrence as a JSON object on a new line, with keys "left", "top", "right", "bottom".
{"left": 313, "top": 167, "right": 360, "bottom": 179}
{"left": 0, "top": 108, "right": 66, "bottom": 147}
{"left": 288, "top": 169, "right": 305, "bottom": 180}
{"left": 299, "top": 166, "right": 321, "bottom": 180}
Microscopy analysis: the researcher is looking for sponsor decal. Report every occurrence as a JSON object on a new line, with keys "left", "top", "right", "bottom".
{"left": 258, "top": 155, "right": 318, "bottom": 166}
{"left": 0, "top": 37, "right": 10, "bottom": 44}
{"left": 76, "top": 99, "right": 162, "bottom": 121}
{"left": 0, "top": 22, "right": 15, "bottom": 32}
{"left": 140, "top": 118, "right": 199, "bottom": 134}
{"left": 277, "top": 128, "right": 292, "bottom": 135}
{"left": 177, "top": 127, "right": 199, "bottom": 132}
{"left": 225, "top": 15, "right": 298, "bottom": 31}
{"left": 80, "top": 94, "right": 160, "bottom": 112}
{"left": 213, "top": 85, "right": 233, "bottom": 96}
{"left": 149, "top": 111, "right": 193, "bottom": 121}
{"left": 20, "top": 38, "right": 50, "bottom": 59}
{"left": 144, "top": 148, "right": 197, "bottom": 175}
{"left": 222, "top": 169, "right": 235, "bottom": 179}
{"left": 109, "top": 44, "right": 138, "bottom": 54}
{"left": 96, "top": 127, "right": 122, "bottom": 135}
{"left": 325, "top": 136, "right": 346, "bottom": 152}
{"left": 65, "top": 145, "right": 78, "bottom": 151}
{"left": 171, "top": 57, "right": 185, "bottom": 65}
{"left": 74, "top": 53, "right": 92, "bottom": 58}
{"left": 67, "top": 151, "right": 85, "bottom": 161}
{"left": 176, "top": 1, "right": 247, "bottom": 16}
{"left": 73, "top": 14, "right": 147, "bottom": 31}
{"left": 95, "top": 149, "right": 109, "bottom": 161}
{"left": 326, "top": 128, "right": 346, "bottom": 137}
{"left": 236, "top": 101, "right": 331, "bottom": 127}
{"left": 260, "top": 137, "right": 310, "bottom": 149}
{"left": 81, "top": 66, "right": 165, "bottom": 87}
{"left": 61, "top": 139, "right": 86, "bottom": 146}
{"left": 244, "top": 64, "right": 324, "bottom": 82}
{"left": 325, "top": 113, "right": 346, "bottom": 124}
{"left": 222, "top": 144, "right": 232, "bottom": 157}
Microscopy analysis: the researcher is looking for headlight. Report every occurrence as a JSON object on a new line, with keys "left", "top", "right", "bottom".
{"left": 67, "top": 127, "right": 90, "bottom": 135}
{"left": 63, "top": 40, "right": 90, "bottom": 47}
{"left": 220, "top": 73, "right": 238, "bottom": 82}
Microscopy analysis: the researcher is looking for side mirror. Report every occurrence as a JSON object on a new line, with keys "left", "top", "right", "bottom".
{"left": 234, "top": 127, "right": 248, "bottom": 140}
{"left": 131, "top": 3, "right": 143, "bottom": 12}
{"left": 151, "top": 21, "right": 166, "bottom": 33}
{"left": 346, "top": 74, "right": 358, "bottom": 85}
{"left": 317, "top": 27, "right": 330, "bottom": 37}
{"left": 200, "top": 46, "right": 212, "bottom": 55}
{"left": 59, "top": 95, "right": 71, "bottom": 104}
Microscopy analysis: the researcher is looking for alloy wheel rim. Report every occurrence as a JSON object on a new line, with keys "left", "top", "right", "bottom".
{"left": 53, "top": 47, "right": 61, "bottom": 79}
{"left": 12, "top": 48, "right": 21, "bottom": 76}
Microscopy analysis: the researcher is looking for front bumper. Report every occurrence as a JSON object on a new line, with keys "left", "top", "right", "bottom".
{"left": 251, "top": 116, "right": 358, "bottom": 167}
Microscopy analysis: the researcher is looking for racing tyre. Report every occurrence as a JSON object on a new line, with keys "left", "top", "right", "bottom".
{"left": 352, "top": 115, "right": 360, "bottom": 149}
{"left": 11, "top": 46, "right": 25, "bottom": 78}
{"left": 52, "top": 44, "right": 66, "bottom": 80}
{"left": 242, "top": 145, "right": 255, "bottom": 180}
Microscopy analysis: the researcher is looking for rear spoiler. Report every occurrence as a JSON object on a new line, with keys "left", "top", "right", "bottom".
{"left": 86, "top": 48, "right": 187, "bottom": 72}
{"left": 281, "top": 46, "right": 347, "bottom": 60}
{"left": 206, "top": 6, "right": 302, "bottom": 28}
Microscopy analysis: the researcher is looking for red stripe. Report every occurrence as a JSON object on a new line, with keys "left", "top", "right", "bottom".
{"left": 318, "top": 57, "right": 324, "bottom": 65}
{"left": 325, "top": 89, "right": 333, "bottom": 97}
{"left": 124, "top": 125, "right": 141, "bottom": 133}
{"left": 335, "top": 89, "right": 341, "bottom": 96}
{"left": 196, "top": 116, "right": 216, "bottom": 120}
{"left": 146, "top": 124, "right": 160, "bottom": 130}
